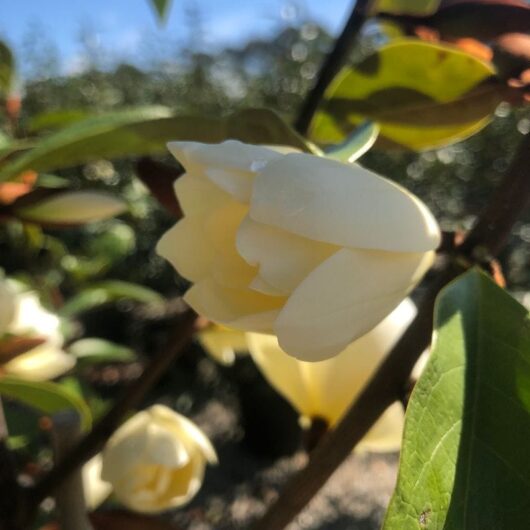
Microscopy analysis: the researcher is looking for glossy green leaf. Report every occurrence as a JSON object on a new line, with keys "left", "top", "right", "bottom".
{"left": 383, "top": 270, "right": 530, "bottom": 529}
{"left": 374, "top": 0, "right": 441, "bottom": 15}
{"left": 325, "top": 121, "right": 380, "bottom": 163}
{"left": 60, "top": 280, "right": 164, "bottom": 317}
{"left": 0, "top": 107, "right": 311, "bottom": 182}
{"left": 149, "top": 0, "right": 172, "bottom": 23}
{"left": 68, "top": 338, "right": 136, "bottom": 364}
{"left": 310, "top": 39, "right": 501, "bottom": 151}
{"left": 0, "top": 41, "right": 14, "bottom": 96}
{"left": 0, "top": 376, "right": 91, "bottom": 430}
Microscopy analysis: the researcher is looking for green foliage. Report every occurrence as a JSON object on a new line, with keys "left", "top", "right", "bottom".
{"left": 0, "top": 107, "right": 310, "bottom": 181}
{"left": 68, "top": 338, "right": 137, "bottom": 365}
{"left": 0, "top": 375, "right": 91, "bottom": 430}
{"left": 374, "top": 0, "right": 441, "bottom": 15}
{"left": 384, "top": 270, "right": 530, "bottom": 529}
{"left": 0, "top": 40, "right": 14, "bottom": 97}
{"left": 60, "top": 280, "right": 165, "bottom": 317}
{"left": 149, "top": 0, "right": 172, "bottom": 23}
{"left": 310, "top": 39, "right": 502, "bottom": 151}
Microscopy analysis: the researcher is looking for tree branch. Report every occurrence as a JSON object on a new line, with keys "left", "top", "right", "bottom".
{"left": 294, "top": 0, "right": 373, "bottom": 135}
{"left": 252, "top": 133, "right": 530, "bottom": 530}
{"left": 27, "top": 309, "right": 197, "bottom": 514}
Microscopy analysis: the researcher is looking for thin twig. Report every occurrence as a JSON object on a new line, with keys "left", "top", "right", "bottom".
{"left": 294, "top": 0, "right": 373, "bottom": 135}
{"left": 51, "top": 410, "right": 93, "bottom": 530}
{"left": 252, "top": 134, "right": 530, "bottom": 530}
{"left": 28, "top": 309, "right": 197, "bottom": 513}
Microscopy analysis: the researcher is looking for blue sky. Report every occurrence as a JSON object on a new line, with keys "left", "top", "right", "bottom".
{"left": 1, "top": 1, "right": 353, "bottom": 76}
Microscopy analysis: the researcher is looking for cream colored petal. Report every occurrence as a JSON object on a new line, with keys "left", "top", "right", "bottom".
{"left": 204, "top": 167, "right": 256, "bottom": 203}
{"left": 101, "top": 412, "right": 151, "bottom": 484}
{"left": 3, "top": 345, "right": 75, "bottom": 381}
{"left": 173, "top": 174, "right": 232, "bottom": 216}
{"left": 274, "top": 248, "right": 433, "bottom": 361}
{"left": 156, "top": 218, "right": 215, "bottom": 282}
{"left": 149, "top": 405, "right": 218, "bottom": 465}
{"left": 236, "top": 216, "right": 338, "bottom": 295}
{"left": 0, "top": 279, "right": 16, "bottom": 336}
{"left": 199, "top": 325, "right": 248, "bottom": 365}
{"left": 250, "top": 153, "right": 440, "bottom": 253}
{"left": 184, "top": 278, "right": 286, "bottom": 333}
{"left": 9, "top": 290, "right": 62, "bottom": 344}
{"left": 169, "top": 140, "right": 285, "bottom": 173}
{"left": 145, "top": 422, "right": 191, "bottom": 468}
{"left": 301, "top": 298, "right": 417, "bottom": 424}
{"left": 201, "top": 202, "right": 256, "bottom": 289}
{"left": 356, "top": 402, "right": 404, "bottom": 453}
{"left": 82, "top": 455, "right": 113, "bottom": 510}
{"left": 246, "top": 333, "right": 315, "bottom": 417}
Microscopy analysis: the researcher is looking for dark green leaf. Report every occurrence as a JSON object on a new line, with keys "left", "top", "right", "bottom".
{"left": 60, "top": 281, "right": 164, "bottom": 317}
{"left": 383, "top": 270, "right": 530, "bottom": 529}
{"left": 310, "top": 39, "right": 503, "bottom": 151}
{"left": 0, "top": 376, "right": 92, "bottom": 430}
{"left": 68, "top": 338, "right": 136, "bottom": 364}
{"left": 0, "top": 108, "right": 311, "bottom": 182}
{"left": 0, "top": 41, "right": 14, "bottom": 96}
{"left": 149, "top": 0, "right": 172, "bottom": 23}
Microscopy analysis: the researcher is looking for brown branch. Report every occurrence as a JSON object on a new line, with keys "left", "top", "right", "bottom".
{"left": 27, "top": 309, "right": 198, "bottom": 515}
{"left": 294, "top": 0, "right": 373, "bottom": 135}
{"left": 252, "top": 133, "right": 530, "bottom": 530}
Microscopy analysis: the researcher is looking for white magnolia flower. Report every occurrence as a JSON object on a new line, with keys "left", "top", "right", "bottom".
{"left": 247, "top": 298, "right": 417, "bottom": 452}
{"left": 101, "top": 405, "right": 217, "bottom": 513}
{"left": 82, "top": 455, "right": 113, "bottom": 510}
{"left": 158, "top": 141, "right": 440, "bottom": 361}
{"left": 0, "top": 283, "right": 74, "bottom": 380}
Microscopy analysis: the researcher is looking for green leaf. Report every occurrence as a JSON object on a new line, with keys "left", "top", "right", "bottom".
{"left": 325, "top": 121, "right": 380, "bottom": 163}
{"left": 310, "top": 39, "right": 502, "bottom": 151}
{"left": 60, "top": 280, "right": 164, "bottom": 317}
{"left": 0, "top": 107, "right": 311, "bottom": 182}
{"left": 373, "top": 0, "right": 441, "bottom": 15}
{"left": 0, "top": 376, "right": 92, "bottom": 430}
{"left": 68, "top": 338, "right": 136, "bottom": 364}
{"left": 28, "top": 109, "right": 92, "bottom": 134}
{"left": 0, "top": 40, "right": 14, "bottom": 96}
{"left": 149, "top": 0, "right": 172, "bottom": 23}
{"left": 383, "top": 270, "right": 530, "bottom": 529}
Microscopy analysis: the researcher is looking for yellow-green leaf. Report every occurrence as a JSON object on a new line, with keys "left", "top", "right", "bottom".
{"left": 373, "top": 0, "right": 441, "bottom": 15}
{"left": 310, "top": 39, "right": 501, "bottom": 151}
{"left": 0, "top": 376, "right": 92, "bottom": 430}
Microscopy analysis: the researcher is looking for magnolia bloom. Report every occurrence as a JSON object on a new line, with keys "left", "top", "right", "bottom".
{"left": 199, "top": 323, "right": 248, "bottom": 365}
{"left": 0, "top": 281, "right": 75, "bottom": 381}
{"left": 101, "top": 405, "right": 217, "bottom": 513}
{"left": 158, "top": 141, "right": 440, "bottom": 361}
{"left": 247, "top": 298, "right": 417, "bottom": 452}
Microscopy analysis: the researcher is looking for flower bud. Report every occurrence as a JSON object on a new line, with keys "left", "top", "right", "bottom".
{"left": 246, "top": 298, "right": 417, "bottom": 452}
{"left": 15, "top": 191, "right": 127, "bottom": 225}
{"left": 158, "top": 141, "right": 440, "bottom": 361}
{"left": 101, "top": 405, "right": 217, "bottom": 513}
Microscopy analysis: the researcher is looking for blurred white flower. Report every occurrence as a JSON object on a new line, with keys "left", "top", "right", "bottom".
{"left": 247, "top": 298, "right": 418, "bottom": 452}
{"left": 101, "top": 405, "right": 217, "bottom": 513}
{"left": 82, "top": 454, "right": 113, "bottom": 510}
{"left": 0, "top": 279, "right": 74, "bottom": 381}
